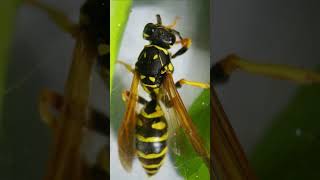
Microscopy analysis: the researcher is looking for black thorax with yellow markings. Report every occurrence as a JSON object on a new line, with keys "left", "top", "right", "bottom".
{"left": 135, "top": 99, "right": 168, "bottom": 176}
{"left": 135, "top": 20, "right": 177, "bottom": 98}
{"left": 135, "top": 45, "right": 174, "bottom": 97}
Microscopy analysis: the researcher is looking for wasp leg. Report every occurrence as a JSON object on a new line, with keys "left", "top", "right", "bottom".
{"left": 159, "top": 78, "right": 209, "bottom": 109}
{"left": 39, "top": 89, "right": 64, "bottom": 130}
{"left": 25, "top": 0, "right": 79, "bottom": 37}
{"left": 117, "top": 60, "right": 135, "bottom": 74}
{"left": 122, "top": 90, "right": 148, "bottom": 105}
{"left": 212, "top": 54, "right": 320, "bottom": 84}
{"left": 175, "top": 79, "right": 210, "bottom": 89}
{"left": 172, "top": 38, "right": 192, "bottom": 59}
{"left": 40, "top": 88, "right": 108, "bottom": 135}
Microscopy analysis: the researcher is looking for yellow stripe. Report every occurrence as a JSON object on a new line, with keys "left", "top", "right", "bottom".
{"left": 145, "top": 45, "right": 168, "bottom": 55}
{"left": 137, "top": 147, "right": 168, "bottom": 159}
{"left": 152, "top": 121, "right": 166, "bottom": 130}
{"left": 159, "top": 53, "right": 164, "bottom": 66}
{"left": 141, "top": 75, "right": 146, "bottom": 79}
{"left": 136, "top": 133, "right": 168, "bottom": 143}
{"left": 143, "top": 33, "right": 149, "bottom": 38}
{"left": 142, "top": 158, "right": 165, "bottom": 169}
{"left": 142, "top": 83, "right": 159, "bottom": 88}
{"left": 141, "top": 109, "right": 164, "bottom": 118}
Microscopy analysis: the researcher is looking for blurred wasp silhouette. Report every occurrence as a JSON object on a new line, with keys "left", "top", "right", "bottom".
{"left": 24, "top": 0, "right": 109, "bottom": 179}
{"left": 211, "top": 54, "right": 320, "bottom": 179}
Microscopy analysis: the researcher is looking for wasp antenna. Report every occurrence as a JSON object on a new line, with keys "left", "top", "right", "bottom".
{"left": 156, "top": 14, "right": 162, "bottom": 25}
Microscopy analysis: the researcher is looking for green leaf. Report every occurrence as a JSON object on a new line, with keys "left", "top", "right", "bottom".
{"left": 0, "top": 0, "right": 22, "bottom": 177}
{"left": 110, "top": 0, "right": 132, "bottom": 90}
{"left": 0, "top": 0, "right": 21, "bottom": 110}
{"left": 172, "top": 89, "right": 210, "bottom": 180}
{"left": 251, "top": 79, "right": 320, "bottom": 179}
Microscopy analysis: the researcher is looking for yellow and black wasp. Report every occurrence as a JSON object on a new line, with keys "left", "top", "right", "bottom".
{"left": 117, "top": 14, "right": 211, "bottom": 176}
{"left": 24, "top": 0, "right": 109, "bottom": 179}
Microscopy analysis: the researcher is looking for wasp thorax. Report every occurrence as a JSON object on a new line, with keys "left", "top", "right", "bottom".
{"left": 143, "top": 23, "right": 176, "bottom": 49}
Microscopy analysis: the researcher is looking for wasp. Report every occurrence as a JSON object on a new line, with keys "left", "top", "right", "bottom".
{"left": 24, "top": 0, "right": 109, "bottom": 179}
{"left": 117, "top": 14, "right": 211, "bottom": 177}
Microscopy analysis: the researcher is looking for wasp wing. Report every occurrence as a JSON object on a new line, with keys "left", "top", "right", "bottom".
{"left": 117, "top": 71, "right": 140, "bottom": 171}
{"left": 159, "top": 95, "right": 184, "bottom": 157}
{"left": 211, "top": 88, "right": 257, "bottom": 180}
{"left": 162, "top": 73, "right": 210, "bottom": 169}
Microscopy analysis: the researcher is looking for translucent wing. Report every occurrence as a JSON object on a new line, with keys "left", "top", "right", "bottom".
{"left": 162, "top": 73, "right": 210, "bottom": 169}
{"left": 117, "top": 71, "right": 140, "bottom": 171}
{"left": 211, "top": 88, "right": 257, "bottom": 179}
{"left": 159, "top": 97, "right": 183, "bottom": 157}
{"left": 43, "top": 34, "right": 97, "bottom": 180}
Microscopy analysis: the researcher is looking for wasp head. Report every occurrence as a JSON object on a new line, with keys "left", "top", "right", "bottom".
{"left": 142, "top": 15, "right": 176, "bottom": 49}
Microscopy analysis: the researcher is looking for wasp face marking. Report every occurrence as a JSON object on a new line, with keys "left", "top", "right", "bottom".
{"left": 149, "top": 76, "right": 156, "bottom": 82}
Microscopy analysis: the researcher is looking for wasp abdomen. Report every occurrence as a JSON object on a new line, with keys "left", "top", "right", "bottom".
{"left": 135, "top": 101, "right": 168, "bottom": 176}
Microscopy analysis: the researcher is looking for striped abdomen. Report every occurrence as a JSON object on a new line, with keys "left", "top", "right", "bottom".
{"left": 135, "top": 101, "right": 168, "bottom": 176}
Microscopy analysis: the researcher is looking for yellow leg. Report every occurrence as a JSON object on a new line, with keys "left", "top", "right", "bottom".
{"left": 117, "top": 60, "right": 135, "bottom": 74}
{"left": 25, "top": 0, "right": 79, "bottom": 37}
{"left": 213, "top": 54, "right": 320, "bottom": 84}
{"left": 175, "top": 79, "right": 210, "bottom": 89}
{"left": 121, "top": 90, "right": 130, "bottom": 103}
{"left": 175, "top": 38, "right": 192, "bottom": 47}
{"left": 39, "top": 89, "right": 64, "bottom": 130}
